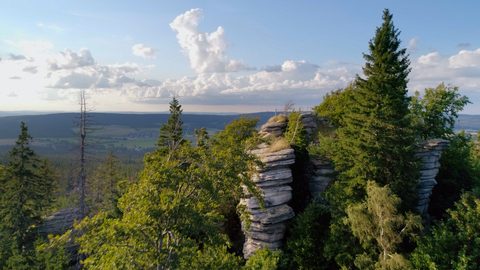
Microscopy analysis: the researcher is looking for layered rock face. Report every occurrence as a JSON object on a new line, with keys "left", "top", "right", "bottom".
{"left": 259, "top": 120, "right": 287, "bottom": 139}
{"left": 240, "top": 121, "right": 295, "bottom": 259}
{"left": 414, "top": 139, "right": 450, "bottom": 215}
{"left": 301, "top": 113, "right": 335, "bottom": 199}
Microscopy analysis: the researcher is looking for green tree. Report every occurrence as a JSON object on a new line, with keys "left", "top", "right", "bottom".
{"left": 346, "top": 182, "right": 422, "bottom": 269}
{"left": 410, "top": 83, "right": 470, "bottom": 140}
{"left": 89, "top": 151, "right": 121, "bottom": 214}
{"left": 157, "top": 97, "right": 187, "bottom": 160}
{"left": 317, "top": 9, "right": 418, "bottom": 208}
{"left": 313, "top": 83, "right": 356, "bottom": 127}
{"left": 244, "top": 247, "right": 282, "bottom": 270}
{"left": 75, "top": 108, "right": 261, "bottom": 268}
{"left": 412, "top": 192, "right": 480, "bottom": 269}
{"left": 284, "top": 109, "right": 307, "bottom": 153}
{"left": 0, "top": 122, "right": 57, "bottom": 268}
{"left": 428, "top": 131, "right": 480, "bottom": 219}
{"left": 286, "top": 201, "right": 333, "bottom": 270}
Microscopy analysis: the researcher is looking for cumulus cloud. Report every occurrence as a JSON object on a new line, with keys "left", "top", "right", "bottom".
{"left": 7, "top": 91, "right": 18, "bottom": 97}
{"left": 170, "top": 8, "right": 253, "bottom": 73}
{"left": 47, "top": 48, "right": 94, "bottom": 70}
{"left": 122, "top": 60, "right": 356, "bottom": 105}
{"left": 409, "top": 48, "right": 480, "bottom": 93}
{"left": 132, "top": 44, "right": 157, "bottom": 58}
{"left": 8, "top": 53, "right": 26, "bottom": 60}
{"left": 22, "top": 66, "right": 38, "bottom": 74}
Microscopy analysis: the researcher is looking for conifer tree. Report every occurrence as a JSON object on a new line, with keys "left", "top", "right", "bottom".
{"left": 323, "top": 9, "right": 418, "bottom": 208}
{"left": 157, "top": 97, "right": 186, "bottom": 159}
{"left": 0, "top": 122, "right": 56, "bottom": 267}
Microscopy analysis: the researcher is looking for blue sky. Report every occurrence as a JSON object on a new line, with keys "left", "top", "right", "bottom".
{"left": 1, "top": 1, "right": 479, "bottom": 113}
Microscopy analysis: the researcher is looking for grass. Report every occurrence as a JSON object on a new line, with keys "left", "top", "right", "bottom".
{"left": 264, "top": 137, "right": 290, "bottom": 153}
{"left": 267, "top": 114, "right": 287, "bottom": 124}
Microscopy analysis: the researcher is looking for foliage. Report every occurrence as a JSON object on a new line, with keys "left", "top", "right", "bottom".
{"left": 411, "top": 83, "right": 471, "bottom": 140}
{"left": 244, "top": 247, "right": 282, "bottom": 270}
{"left": 157, "top": 97, "right": 188, "bottom": 159}
{"left": 283, "top": 109, "right": 307, "bottom": 153}
{"left": 267, "top": 114, "right": 287, "bottom": 124}
{"left": 314, "top": 9, "right": 418, "bottom": 210}
{"left": 429, "top": 131, "right": 480, "bottom": 219}
{"left": 346, "top": 181, "right": 422, "bottom": 269}
{"left": 74, "top": 102, "right": 263, "bottom": 268}
{"left": 88, "top": 151, "right": 121, "bottom": 215}
{"left": 313, "top": 83, "right": 356, "bottom": 127}
{"left": 265, "top": 137, "right": 290, "bottom": 153}
{"left": 0, "top": 122, "right": 57, "bottom": 268}
{"left": 412, "top": 192, "right": 480, "bottom": 269}
{"left": 286, "top": 201, "right": 333, "bottom": 270}
{"left": 180, "top": 245, "right": 242, "bottom": 269}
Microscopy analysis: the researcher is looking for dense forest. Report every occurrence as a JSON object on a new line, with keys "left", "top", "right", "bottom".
{"left": 1, "top": 9, "right": 480, "bottom": 269}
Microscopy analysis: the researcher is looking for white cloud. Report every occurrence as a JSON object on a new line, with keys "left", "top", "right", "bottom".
{"left": 409, "top": 48, "right": 480, "bottom": 93}
{"left": 47, "top": 48, "right": 95, "bottom": 70}
{"left": 9, "top": 76, "right": 21, "bottom": 79}
{"left": 7, "top": 91, "right": 18, "bottom": 97}
{"left": 122, "top": 60, "right": 357, "bottom": 105}
{"left": 170, "top": 8, "right": 253, "bottom": 73}
{"left": 407, "top": 37, "right": 419, "bottom": 52}
{"left": 132, "top": 44, "right": 157, "bottom": 58}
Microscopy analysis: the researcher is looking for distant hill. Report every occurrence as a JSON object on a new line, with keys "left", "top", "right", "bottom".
{"left": 455, "top": 115, "right": 480, "bottom": 132}
{"left": 0, "top": 112, "right": 478, "bottom": 140}
{"left": 0, "top": 112, "right": 278, "bottom": 139}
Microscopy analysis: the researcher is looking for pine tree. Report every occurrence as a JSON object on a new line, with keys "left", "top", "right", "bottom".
{"left": 157, "top": 97, "right": 186, "bottom": 159}
{"left": 0, "top": 122, "right": 56, "bottom": 267}
{"left": 324, "top": 9, "right": 418, "bottom": 208}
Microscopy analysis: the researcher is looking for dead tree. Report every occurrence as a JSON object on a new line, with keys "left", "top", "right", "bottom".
{"left": 283, "top": 99, "right": 295, "bottom": 115}
{"left": 75, "top": 89, "right": 98, "bottom": 219}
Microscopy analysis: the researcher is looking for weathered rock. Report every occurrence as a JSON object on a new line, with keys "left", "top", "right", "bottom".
{"left": 242, "top": 120, "right": 295, "bottom": 259}
{"left": 38, "top": 208, "right": 82, "bottom": 237}
{"left": 252, "top": 168, "right": 292, "bottom": 182}
{"left": 261, "top": 122, "right": 287, "bottom": 131}
{"left": 243, "top": 238, "right": 283, "bottom": 258}
{"left": 414, "top": 139, "right": 450, "bottom": 215}
{"left": 240, "top": 186, "right": 292, "bottom": 209}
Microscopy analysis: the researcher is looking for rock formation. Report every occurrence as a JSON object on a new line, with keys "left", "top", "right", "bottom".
{"left": 414, "top": 139, "right": 450, "bottom": 215}
{"left": 240, "top": 120, "right": 295, "bottom": 259}
{"left": 259, "top": 119, "right": 287, "bottom": 139}
{"left": 301, "top": 113, "right": 335, "bottom": 199}
{"left": 38, "top": 208, "right": 82, "bottom": 237}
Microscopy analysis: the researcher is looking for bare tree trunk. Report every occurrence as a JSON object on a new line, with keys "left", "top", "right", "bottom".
{"left": 79, "top": 90, "right": 87, "bottom": 218}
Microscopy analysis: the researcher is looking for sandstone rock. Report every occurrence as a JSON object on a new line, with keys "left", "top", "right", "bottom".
{"left": 258, "top": 159, "right": 295, "bottom": 172}
{"left": 240, "top": 187, "right": 292, "bottom": 209}
{"left": 261, "top": 122, "right": 287, "bottom": 131}
{"left": 243, "top": 238, "right": 283, "bottom": 258}
{"left": 252, "top": 168, "right": 292, "bottom": 182}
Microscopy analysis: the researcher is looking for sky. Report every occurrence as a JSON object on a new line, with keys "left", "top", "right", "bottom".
{"left": 1, "top": 0, "right": 479, "bottom": 114}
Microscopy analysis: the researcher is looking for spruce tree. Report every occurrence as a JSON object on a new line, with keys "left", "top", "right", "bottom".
{"left": 325, "top": 9, "right": 418, "bottom": 209}
{"left": 157, "top": 97, "right": 187, "bottom": 159}
{"left": 0, "top": 122, "right": 56, "bottom": 267}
